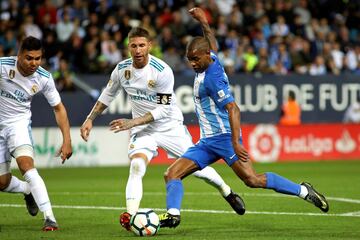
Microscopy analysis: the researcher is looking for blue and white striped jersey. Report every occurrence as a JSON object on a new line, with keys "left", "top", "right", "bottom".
{"left": 193, "top": 52, "right": 235, "bottom": 138}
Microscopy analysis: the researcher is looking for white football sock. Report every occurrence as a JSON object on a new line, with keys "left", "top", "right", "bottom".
{"left": 168, "top": 208, "right": 180, "bottom": 216}
{"left": 125, "top": 158, "right": 146, "bottom": 215}
{"left": 23, "top": 168, "right": 56, "bottom": 222}
{"left": 192, "top": 166, "right": 231, "bottom": 197}
{"left": 3, "top": 175, "right": 31, "bottom": 194}
{"left": 299, "top": 185, "right": 309, "bottom": 199}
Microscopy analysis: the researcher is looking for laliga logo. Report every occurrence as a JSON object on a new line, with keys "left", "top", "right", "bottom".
{"left": 249, "top": 125, "right": 281, "bottom": 162}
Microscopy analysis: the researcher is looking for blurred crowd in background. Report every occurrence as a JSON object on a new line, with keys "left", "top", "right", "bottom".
{"left": 1, "top": 0, "right": 360, "bottom": 92}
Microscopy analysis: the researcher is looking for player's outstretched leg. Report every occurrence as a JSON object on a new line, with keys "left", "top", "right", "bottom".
{"left": 120, "top": 212, "right": 132, "bottom": 231}
{"left": 24, "top": 193, "right": 39, "bottom": 216}
{"left": 158, "top": 212, "right": 181, "bottom": 228}
{"left": 224, "top": 190, "right": 245, "bottom": 215}
{"left": 192, "top": 166, "right": 246, "bottom": 215}
{"left": 263, "top": 172, "right": 329, "bottom": 213}
{"left": 301, "top": 182, "right": 329, "bottom": 212}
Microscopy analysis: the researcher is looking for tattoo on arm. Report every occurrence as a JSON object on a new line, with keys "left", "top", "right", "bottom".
{"left": 135, "top": 112, "right": 154, "bottom": 126}
{"left": 87, "top": 101, "right": 107, "bottom": 121}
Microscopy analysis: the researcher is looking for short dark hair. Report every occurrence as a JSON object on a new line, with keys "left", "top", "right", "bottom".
{"left": 19, "top": 36, "right": 43, "bottom": 52}
{"left": 128, "top": 27, "right": 150, "bottom": 40}
{"left": 186, "top": 36, "right": 210, "bottom": 53}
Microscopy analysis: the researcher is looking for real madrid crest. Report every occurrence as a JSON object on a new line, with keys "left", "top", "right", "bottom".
{"left": 148, "top": 80, "right": 155, "bottom": 89}
{"left": 31, "top": 85, "right": 38, "bottom": 94}
{"left": 161, "top": 95, "right": 168, "bottom": 104}
{"left": 124, "top": 70, "right": 131, "bottom": 80}
{"left": 107, "top": 79, "right": 113, "bottom": 87}
{"left": 9, "top": 69, "right": 15, "bottom": 79}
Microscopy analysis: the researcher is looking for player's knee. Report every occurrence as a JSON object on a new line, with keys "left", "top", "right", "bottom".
{"left": 0, "top": 174, "right": 11, "bottom": 190}
{"left": 163, "top": 167, "right": 176, "bottom": 182}
{"left": 14, "top": 145, "right": 35, "bottom": 174}
{"left": 129, "top": 157, "right": 146, "bottom": 177}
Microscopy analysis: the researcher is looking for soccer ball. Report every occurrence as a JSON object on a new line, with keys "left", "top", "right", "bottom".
{"left": 130, "top": 209, "right": 160, "bottom": 236}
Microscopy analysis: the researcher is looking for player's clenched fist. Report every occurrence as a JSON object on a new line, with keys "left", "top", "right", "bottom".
{"left": 188, "top": 7, "right": 208, "bottom": 23}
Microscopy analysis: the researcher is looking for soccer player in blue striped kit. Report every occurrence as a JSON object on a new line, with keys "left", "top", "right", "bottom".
{"left": 159, "top": 7, "right": 329, "bottom": 228}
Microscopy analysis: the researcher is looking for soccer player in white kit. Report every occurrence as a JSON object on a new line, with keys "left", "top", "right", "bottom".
{"left": 0, "top": 36, "right": 73, "bottom": 231}
{"left": 80, "top": 27, "right": 245, "bottom": 231}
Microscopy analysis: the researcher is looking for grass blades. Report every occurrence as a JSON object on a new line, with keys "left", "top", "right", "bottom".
{"left": 0, "top": 161, "right": 360, "bottom": 239}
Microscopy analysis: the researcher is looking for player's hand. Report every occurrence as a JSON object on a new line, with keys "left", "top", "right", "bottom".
{"left": 80, "top": 119, "right": 93, "bottom": 142}
{"left": 56, "top": 141, "right": 73, "bottom": 164}
{"left": 110, "top": 118, "right": 135, "bottom": 132}
{"left": 234, "top": 143, "right": 249, "bottom": 162}
{"left": 189, "top": 7, "right": 208, "bottom": 23}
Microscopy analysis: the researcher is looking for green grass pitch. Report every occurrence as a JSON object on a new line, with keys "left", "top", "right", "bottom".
{"left": 1, "top": 161, "right": 360, "bottom": 240}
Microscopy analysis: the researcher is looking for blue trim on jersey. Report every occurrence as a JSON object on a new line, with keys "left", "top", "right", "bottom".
{"left": 0, "top": 59, "right": 15, "bottom": 66}
{"left": 36, "top": 67, "right": 50, "bottom": 78}
{"left": 149, "top": 58, "right": 164, "bottom": 72}
{"left": 118, "top": 63, "right": 131, "bottom": 70}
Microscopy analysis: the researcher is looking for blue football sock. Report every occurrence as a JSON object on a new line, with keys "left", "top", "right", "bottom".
{"left": 265, "top": 172, "right": 300, "bottom": 196}
{"left": 166, "top": 179, "right": 184, "bottom": 211}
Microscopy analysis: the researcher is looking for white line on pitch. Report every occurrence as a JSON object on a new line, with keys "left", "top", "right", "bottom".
{"left": 42, "top": 192, "right": 360, "bottom": 204}
{"left": 0, "top": 204, "right": 359, "bottom": 218}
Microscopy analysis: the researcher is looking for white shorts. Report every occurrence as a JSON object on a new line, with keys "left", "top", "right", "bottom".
{"left": 0, "top": 119, "right": 33, "bottom": 164}
{"left": 128, "top": 123, "right": 193, "bottom": 161}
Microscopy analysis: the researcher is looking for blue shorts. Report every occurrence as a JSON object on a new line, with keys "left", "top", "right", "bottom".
{"left": 182, "top": 133, "right": 243, "bottom": 169}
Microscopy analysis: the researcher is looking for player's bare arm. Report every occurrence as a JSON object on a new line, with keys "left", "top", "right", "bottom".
{"left": 110, "top": 112, "right": 154, "bottom": 133}
{"left": 189, "top": 7, "right": 218, "bottom": 52}
{"left": 53, "top": 102, "right": 73, "bottom": 163}
{"left": 225, "top": 102, "right": 249, "bottom": 162}
{"left": 80, "top": 101, "right": 108, "bottom": 141}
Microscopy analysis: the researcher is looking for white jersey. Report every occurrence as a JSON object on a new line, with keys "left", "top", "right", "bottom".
{"left": 99, "top": 55, "right": 183, "bottom": 134}
{"left": 0, "top": 56, "right": 61, "bottom": 125}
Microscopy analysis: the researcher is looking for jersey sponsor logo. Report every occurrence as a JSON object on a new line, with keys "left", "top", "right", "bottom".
{"left": 31, "top": 85, "right": 38, "bottom": 94}
{"left": 217, "top": 90, "right": 225, "bottom": 98}
{"left": 0, "top": 89, "right": 27, "bottom": 103}
{"left": 124, "top": 70, "right": 131, "bottom": 80}
{"left": 147, "top": 80, "right": 155, "bottom": 89}
{"left": 217, "top": 90, "right": 230, "bottom": 103}
{"left": 130, "top": 90, "right": 157, "bottom": 102}
{"left": 157, "top": 93, "right": 171, "bottom": 105}
{"left": 9, "top": 69, "right": 15, "bottom": 79}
